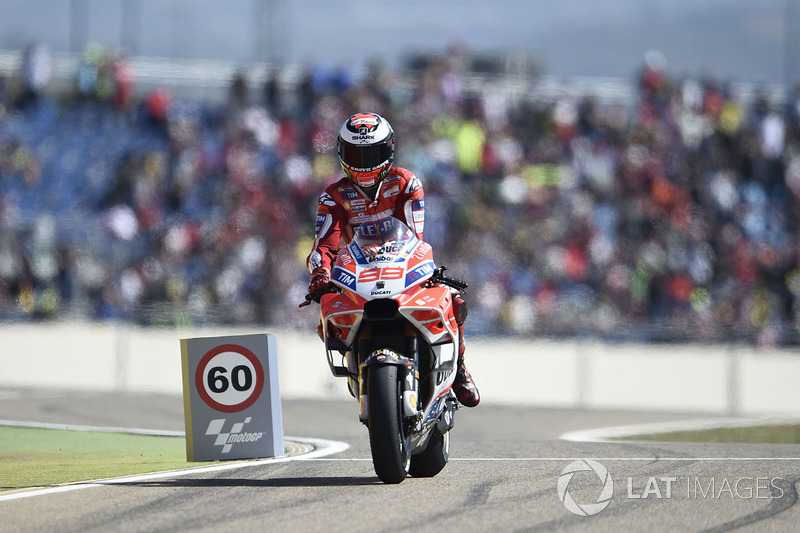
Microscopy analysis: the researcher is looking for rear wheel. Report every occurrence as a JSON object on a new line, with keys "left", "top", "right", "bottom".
{"left": 409, "top": 428, "right": 449, "bottom": 478}
{"left": 367, "top": 364, "right": 410, "bottom": 484}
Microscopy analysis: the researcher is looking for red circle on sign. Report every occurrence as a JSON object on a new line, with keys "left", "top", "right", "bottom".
{"left": 195, "top": 344, "right": 265, "bottom": 413}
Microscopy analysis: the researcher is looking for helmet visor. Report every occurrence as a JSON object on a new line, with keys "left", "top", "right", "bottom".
{"left": 339, "top": 141, "right": 392, "bottom": 172}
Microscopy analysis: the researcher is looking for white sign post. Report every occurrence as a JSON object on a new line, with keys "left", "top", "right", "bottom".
{"left": 181, "top": 333, "right": 283, "bottom": 461}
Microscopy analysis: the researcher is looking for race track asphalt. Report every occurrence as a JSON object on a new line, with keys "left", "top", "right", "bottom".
{"left": 1, "top": 389, "right": 799, "bottom": 532}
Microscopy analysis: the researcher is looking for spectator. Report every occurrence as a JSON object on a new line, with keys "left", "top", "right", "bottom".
{"left": 19, "top": 43, "right": 51, "bottom": 108}
{"left": 2, "top": 44, "right": 800, "bottom": 347}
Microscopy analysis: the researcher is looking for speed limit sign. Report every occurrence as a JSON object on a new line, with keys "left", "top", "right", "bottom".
{"left": 195, "top": 344, "right": 264, "bottom": 413}
{"left": 181, "top": 333, "right": 283, "bottom": 462}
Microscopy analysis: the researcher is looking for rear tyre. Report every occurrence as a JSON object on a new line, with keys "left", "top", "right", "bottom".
{"left": 409, "top": 429, "right": 449, "bottom": 478}
{"left": 367, "top": 364, "right": 410, "bottom": 484}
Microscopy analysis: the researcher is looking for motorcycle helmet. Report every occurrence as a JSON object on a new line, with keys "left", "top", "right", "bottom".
{"left": 337, "top": 112, "right": 394, "bottom": 189}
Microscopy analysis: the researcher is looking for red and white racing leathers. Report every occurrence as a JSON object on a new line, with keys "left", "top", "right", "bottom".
{"left": 307, "top": 167, "right": 425, "bottom": 274}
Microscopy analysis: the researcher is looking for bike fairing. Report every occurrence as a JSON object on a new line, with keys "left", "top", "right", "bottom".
{"left": 325, "top": 217, "right": 448, "bottom": 341}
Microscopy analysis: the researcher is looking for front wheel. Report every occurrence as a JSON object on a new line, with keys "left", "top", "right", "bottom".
{"left": 409, "top": 428, "right": 449, "bottom": 478}
{"left": 367, "top": 364, "right": 410, "bottom": 484}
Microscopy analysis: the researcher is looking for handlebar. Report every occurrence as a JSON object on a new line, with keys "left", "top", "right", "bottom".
{"left": 429, "top": 266, "right": 469, "bottom": 292}
{"left": 298, "top": 284, "right": 340, "bottom": 308}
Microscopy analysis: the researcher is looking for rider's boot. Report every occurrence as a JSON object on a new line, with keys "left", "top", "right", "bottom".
{"left": 453, "top": 324, "right": 480, "bottom": 408}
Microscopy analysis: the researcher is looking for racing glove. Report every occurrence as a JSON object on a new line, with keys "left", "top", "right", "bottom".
{"left": 308, "top": 267, "right": 332, "bottom": 302}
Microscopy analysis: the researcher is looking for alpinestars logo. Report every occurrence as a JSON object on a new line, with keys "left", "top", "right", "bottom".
{"left": 405, "top": 174, "right": 422, "bottom": 194}
{"left": 319, "top": 192, "right": 336, "bottom": 207}
{"left": 205, "top": 417, "right": 265, "bottom": 453}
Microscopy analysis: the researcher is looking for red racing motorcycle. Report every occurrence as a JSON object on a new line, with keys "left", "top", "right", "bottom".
{"left": 301, "top": 217, "right": 468, "bottom": 483}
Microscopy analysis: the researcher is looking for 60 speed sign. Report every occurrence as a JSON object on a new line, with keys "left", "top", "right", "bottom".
{"left": 194, "top": 344, "right": 265, "bottom": 412}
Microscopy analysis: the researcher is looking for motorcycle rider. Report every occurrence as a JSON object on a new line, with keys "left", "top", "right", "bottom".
{"left": 307, "top": 112, "right": 480, "bottom": 407}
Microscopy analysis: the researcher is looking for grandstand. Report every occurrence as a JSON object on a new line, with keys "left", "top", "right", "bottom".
{"left": 1, "top": 44, "right": 799, "bottom": 347}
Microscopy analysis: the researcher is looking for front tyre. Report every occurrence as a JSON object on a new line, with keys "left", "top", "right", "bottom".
{"left": 367, "top": 364, "right": 410, "bottom": 484}
{"left": 409, "top": 429, "right": 449, "bottom": 478}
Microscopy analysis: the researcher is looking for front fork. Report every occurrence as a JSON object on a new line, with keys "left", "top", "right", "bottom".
{"left": 401, "top": 359, "right": 420, "bottom": 417}
{"left": 357, "top": 337, "right": 419, "bottom": 423}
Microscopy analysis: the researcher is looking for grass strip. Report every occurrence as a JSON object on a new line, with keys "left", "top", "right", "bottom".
{"left": 619, "top": 424, "right": 800, "bottom": 444}
{"left": 0, "top": 426, "right": 189, "bottom": 491}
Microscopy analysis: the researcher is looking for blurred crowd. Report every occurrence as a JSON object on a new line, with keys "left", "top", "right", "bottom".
{"left": 2, "top": 43, "right": 800, "bottom": 347}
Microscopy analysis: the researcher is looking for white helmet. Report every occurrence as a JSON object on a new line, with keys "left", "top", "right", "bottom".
{"left": 337, "top": 112, "right": 395, "bottom": 188}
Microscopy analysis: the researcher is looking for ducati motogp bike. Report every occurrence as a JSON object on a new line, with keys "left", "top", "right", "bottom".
{"left": 301, "top": 217, "right": 468, "bottom": 483}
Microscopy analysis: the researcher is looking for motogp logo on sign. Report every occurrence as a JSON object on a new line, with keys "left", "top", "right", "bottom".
{"left": 205, "top": 417, "right": 264, "bottom": 454}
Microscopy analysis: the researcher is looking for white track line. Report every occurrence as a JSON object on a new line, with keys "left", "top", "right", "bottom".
{"left": 559, "top": 415, "right": 800, "bottom": 443}
{"left": 0, "top": 419, "right": 185, "bottom": 436}
{"left": 305, "top": 457, "right": 800, "bottom": 462}
{"left": 455, "top": 457, "right": 800, "bottom": 461}
{"left": 0, "top": 421, "right": 349, "bottom": 503}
